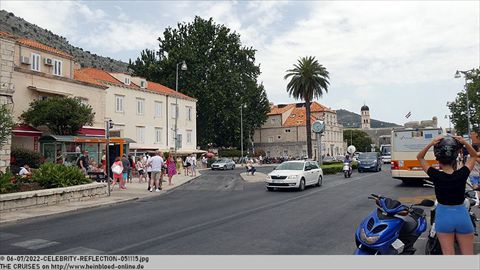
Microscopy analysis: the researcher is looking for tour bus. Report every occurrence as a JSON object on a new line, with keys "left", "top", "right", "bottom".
{"left": 390, "top": 127, "right": 443, "bottom": 183}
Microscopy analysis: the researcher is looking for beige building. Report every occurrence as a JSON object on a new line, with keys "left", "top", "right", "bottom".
{"left": 76, "top": 68, "right": 198, "bottom": 154}
{"left": 254, "top": 102, "right": 345, "bottom": 158}
{"left": 1, "top": 31, "right": 107, "bottom": 153}
{"left": 0, "top": 33, "right": 15, "bottom": 171}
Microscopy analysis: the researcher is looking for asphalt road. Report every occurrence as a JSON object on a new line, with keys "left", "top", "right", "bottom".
{"left": 1, "top": 164, "right": 477, "bottom": 255}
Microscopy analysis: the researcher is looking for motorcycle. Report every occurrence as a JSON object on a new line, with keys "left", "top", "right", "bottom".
{"left": 424, "top": 181, "right": 479, "bottom": 255}
{"left": 354, "top": 194, "right": 434, "bottom": 255}
{"left": 343, "top": 162, "right": 352, "bottom": 178}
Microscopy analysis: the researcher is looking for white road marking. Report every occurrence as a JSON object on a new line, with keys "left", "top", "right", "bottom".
{"left": 13, "top": 239, "right": 59, "bottom": 250}
{"left": 56, "top": 247, "right": 103, "bottom": 254}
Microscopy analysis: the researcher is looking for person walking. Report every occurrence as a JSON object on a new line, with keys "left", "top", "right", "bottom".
{"left": 111, "top": 157, "right": 125, "bottom": 191}
{"left": 417, "top": 135, "right": 477, "bottom": 255}
{"left": 147, "top": 151, "right": 164, "bottom": 192}
{"left": 136, "top": 157, "right": 147, "bottom": 183}
{"left": 77, "top": 150, "right": 89, "bottom": 175}
{"left": 128, "top": 155, "right": 135, "bottom": 183}
{"left": 184, "top": 155, "right": 191, "bottom": 176}
{"left": 166, "top": 154, "right": 177, "bottom": 185}
{"left": 121, "top": 154, "right": 130, "bottom": 187}
{"left": 202, "top": 155, "right": 208, "bottom": 169}
{"left": 146, "top": 153, "right": 153, "bottom": 190}
{"left": 190, "top": 154, "right": 197, "bottom": 177}
{"left": 176, "top": 156, "right": 183, "bottom": 175}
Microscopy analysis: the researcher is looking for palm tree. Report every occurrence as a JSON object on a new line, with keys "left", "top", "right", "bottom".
{"left": 284, "top": 56, "right": 330, "bottom": 159}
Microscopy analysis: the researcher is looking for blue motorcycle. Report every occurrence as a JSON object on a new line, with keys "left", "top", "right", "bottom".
{"left": 354, "top": 194, "right": 434, "bottom": 255}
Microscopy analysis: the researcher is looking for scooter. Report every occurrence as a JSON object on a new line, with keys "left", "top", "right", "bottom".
{"left": 343, "top": 162, "right": 352, "bottom": 178}
{"left": 354, "top": 194, "right": 434, "bottom": 255}
{"left": 424, "top": 181, "right": 479, "bottom": 255}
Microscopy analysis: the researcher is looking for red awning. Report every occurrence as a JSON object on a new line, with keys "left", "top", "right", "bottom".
{"left": 77, "top": 127, "right": 105, "bottom": 136}
{"left": 12, "top": 124, "right": 42, "bottom": 137}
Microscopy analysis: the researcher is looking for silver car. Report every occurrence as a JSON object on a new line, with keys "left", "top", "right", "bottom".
{"left": 211, "top": 158, "right": 236, "bottom": 170}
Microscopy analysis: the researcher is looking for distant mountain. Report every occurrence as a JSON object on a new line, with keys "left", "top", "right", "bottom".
{"left": 0, "top": 10, "right": 129, "bottom": 73}
{"left": 336, "top": 109, "right": 401, "bottom": 129}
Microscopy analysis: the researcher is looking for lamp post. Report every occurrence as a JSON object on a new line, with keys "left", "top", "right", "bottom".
{"left": 454, "top": 69, "right": 479, "bottom": 140}
{"left": 240, "top": 104, "right": 245, "bottom": 164}
{"left": 174, "top": 61, "right": 187, "bottom": 158}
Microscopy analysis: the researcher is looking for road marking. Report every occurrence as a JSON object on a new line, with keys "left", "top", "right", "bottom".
{"left": 13, "top": 239, "right": 59, "bottom": 250}
{"left": 108, "top": 173, "right": 373, "bottom": 254}
{"left": 56, "top": 247, "right": 103, "bottom": 255}
{"left": 0, "top": 232, "right": 20, "bottom": 241}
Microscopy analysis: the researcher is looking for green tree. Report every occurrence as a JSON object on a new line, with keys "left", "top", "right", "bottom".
{"left": 448, "top": 68, "right": 480, "bottom": 135}
{"left": 21, "top": 97, "right": 95, "bottom": 135}
{"left": 343, "top": 129, "right": 373, "bottom": 152}
{"left": 284, "top": 56, "right": 330, "bottom": 158}
{"left": 129, "top": 17, "right": 270, "bottom": 149}
{"left": 0, "top": 104, "right": 15, "bottom": 149}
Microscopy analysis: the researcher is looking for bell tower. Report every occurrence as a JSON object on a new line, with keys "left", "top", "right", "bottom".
{"left": 361, "top": 104, "right": 370, "bottom": 130}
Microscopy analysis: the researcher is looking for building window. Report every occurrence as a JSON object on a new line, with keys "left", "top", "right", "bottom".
{"left": 266, "top": 151, "right": 270, "bottom": 157}
{"left": 136, "top": 98, "right": 145, "bottom": 115}
{"left": 78, "top": 97, "right": 88, "bottom": 106}
{"left": 31, "top": 53, "right": 40, "bottom": 72}
{"left": 268, "top": 137, "right": 274, "bottom": 143}
{"left": 136, "top": 126, "right": 145, "bottom": 144}
{"left": 124, "top": 77, "right": 130, "bottom": 85}
{"left": 155, "top": 101, "right": 162, "bottom": 118}
{"left": 171, "top": 103, "right": 178, "bottom": 119}
{"left": 187, "top": 130, "right": 192, "bottom": 144}
{"left": 186, "top": 106, "right": 192, "bottom": 121}
{"left": 155, "top": 128, "right": 162, "bottom": 143}
{"left": 302, "top": 150, "right": 307, "bottom": 157}
{"left": 283, "top": 150, "right": 288, "bottom": 156}
{"left": 53, "top": 59, "right": 62, "bottom": 76}
{"left": 115, "top": 95, "right": 124, "bottom": 113}
{"left": 271, "top": 118, "right": 276, "bottom": 124}
{"left": 140, "top": 80, "right": 146, "bottom": 88}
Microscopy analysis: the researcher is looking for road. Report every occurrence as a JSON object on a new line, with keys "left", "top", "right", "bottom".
{"left": 1, "top": 164, "right": 476, "bottom": 255}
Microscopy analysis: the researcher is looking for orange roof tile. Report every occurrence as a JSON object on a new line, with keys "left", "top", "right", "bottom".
{"left": 267, "top": 104, "right": 295, "bottom": 115}
{"left": 147, "top": 81, "right": 195, "bottom": 101}
{"left": 74, "top": 69, "right": 107, "bottom": 88}
{"left": 283, "top": 107, "right": 318, "bottom": 127}
{"left": 77, "top": 68, "right": 123, "bottom": 85}
{"left": 0, "top": 31, "right": 72, "bottom": 59}
{"left": 311, "top": 102, "right": 334, "bottom": 113}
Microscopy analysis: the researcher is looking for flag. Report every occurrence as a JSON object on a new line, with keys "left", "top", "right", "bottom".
{"left": 405, "top": 111, "right": 411, "bottom": 119}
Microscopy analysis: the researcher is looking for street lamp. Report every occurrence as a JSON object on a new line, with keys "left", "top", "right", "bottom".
{"left": 454, "top": 69, "right": 480, "bottom": 140}
{"left": 174, "top": 61, "right": 187, "bottom": 158}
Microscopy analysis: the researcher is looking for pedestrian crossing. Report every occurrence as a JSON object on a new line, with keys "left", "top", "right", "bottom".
{"left": 0, "top": 232, "right": 103, "bottom": 254}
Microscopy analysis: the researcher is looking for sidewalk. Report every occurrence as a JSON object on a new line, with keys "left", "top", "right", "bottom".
{"left": 0, "top": 171, "right": 202, "bottom": 224}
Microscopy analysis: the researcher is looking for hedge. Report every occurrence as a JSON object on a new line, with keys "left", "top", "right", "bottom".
{"left": 320, "top": 161, "right": 358, "bottom": 175}
{"left": 31, "top": 163, "right": 91, "bottom": 188}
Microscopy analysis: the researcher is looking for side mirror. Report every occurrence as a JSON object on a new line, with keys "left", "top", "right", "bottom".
{"left": 418, "top": 199, "right": 435, "bottom": 207}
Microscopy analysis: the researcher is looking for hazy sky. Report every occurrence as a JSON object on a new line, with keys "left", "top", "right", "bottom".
{"left": 2, "top": 0, "right": 479, "bottom": 129}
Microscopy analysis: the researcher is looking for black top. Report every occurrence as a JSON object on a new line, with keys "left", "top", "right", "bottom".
{"left": 427, "top": 167, "right": 470, "bottom": 205}
{"left": 77, "top": 155, "right": 88, "bottom": 169}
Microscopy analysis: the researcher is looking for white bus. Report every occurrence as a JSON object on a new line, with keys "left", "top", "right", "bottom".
{"left": 390, "top": 127, "right": 443, "bottom": 183}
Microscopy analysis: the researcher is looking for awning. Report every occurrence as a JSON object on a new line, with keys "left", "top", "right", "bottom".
{"left": 39, "top": 135, "right": 136, "bottom": 144}
{"left": 12, "top": 124, "right": 42, "bottom": 137}
{"left": 27, "top": 86, "right": 72, "bottom": 96}
{"left": 129, "top": 143, "right": 161, "bottom": 150}
{"left": 78, "top": 127, "right": 105, "bottom": 136}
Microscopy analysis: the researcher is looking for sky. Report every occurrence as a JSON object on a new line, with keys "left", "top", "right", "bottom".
{"left": 2, "top": 0, "right": 479, "bottom": 130}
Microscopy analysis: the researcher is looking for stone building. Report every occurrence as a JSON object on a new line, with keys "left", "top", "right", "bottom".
{"left": 361, "top": 104, "right": 371, "bottom": 130}
{"left": 253, "top": 102, "right": 345, "bottom": 158}
{"left": 0, "top": 33, "right": 15, "bottom": 172}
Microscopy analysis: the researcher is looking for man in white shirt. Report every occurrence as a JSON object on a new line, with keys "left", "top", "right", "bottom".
{"left": 147, "top": 151, "right": 164, "bottom": 192}
{"left": 18, "top": 164, "right": 32, "bottom": 178}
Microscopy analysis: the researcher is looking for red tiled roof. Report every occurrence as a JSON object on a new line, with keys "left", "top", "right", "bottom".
{"left": 0, "top": 31, "right": 72, "bottom": 59}
{"left": 76, "top": 68, "right": 195, "bottom": 101}
{"left": 74, "top": 69, "right": 107, "bottom": 88}
{"left": 311, "top": 102, "right": 334, "bottom": 113}
{"left": 267, "top": 104, "right": 295, "bottom": 116}
{"left": 283, "top": 107, "right": 318, "bottom": 127}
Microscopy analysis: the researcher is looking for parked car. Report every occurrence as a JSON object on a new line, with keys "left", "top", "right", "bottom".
{"left": 357, "top": 152, "right": 382, "bottom": 172}
{"left": 265, "top": 160, "right": 323, "bottom": 191}
{"left": 211, "top": 158, "right": 236, "bottom": 170}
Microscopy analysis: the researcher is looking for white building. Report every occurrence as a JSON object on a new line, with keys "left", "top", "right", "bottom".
{"left": 76, "top": 68, "right": 198, "bottom": 155}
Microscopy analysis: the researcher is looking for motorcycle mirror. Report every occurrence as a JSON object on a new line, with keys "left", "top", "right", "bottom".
{"left": 418, "top": 199, "right": 435, "bottom": 207}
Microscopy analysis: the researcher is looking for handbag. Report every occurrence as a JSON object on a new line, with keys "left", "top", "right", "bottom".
{"left": 111, "top": 164, "right": 122, "bottom": 174}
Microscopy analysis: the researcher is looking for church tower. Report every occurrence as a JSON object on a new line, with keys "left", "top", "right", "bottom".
{"left": 361, "top": 104, "right": 371, "bottom": 129}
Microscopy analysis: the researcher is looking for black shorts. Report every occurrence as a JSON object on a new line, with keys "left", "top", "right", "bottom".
{"left": 138, "top": 169, "right": 145, "bottom": 175}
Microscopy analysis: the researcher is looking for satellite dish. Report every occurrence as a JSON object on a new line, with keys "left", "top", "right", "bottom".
{"left": 347, "top": 145, "right": 356, "bottom": 154}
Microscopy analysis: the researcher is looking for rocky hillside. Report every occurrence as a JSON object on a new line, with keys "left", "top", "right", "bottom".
{"left": 0, "top": 10, "right": 129, "bottom": 72}
{"left": 336, "top": 109, "right": 401, "bottom": 129}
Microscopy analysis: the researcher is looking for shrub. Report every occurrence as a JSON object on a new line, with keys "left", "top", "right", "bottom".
{"left": 0, "top": 171, "right": 18, "bottom": 194}
{"left": 321, "top": 164, "right": 343, "bottom": 175}
{"left": 11, "top": 147, "right": 43, "bottom": 169}
{"left": 218, "top": 149, "right": 242, "bottom": 157}
{"left": 32, "top": 163, "right": 91, "bottom": 188}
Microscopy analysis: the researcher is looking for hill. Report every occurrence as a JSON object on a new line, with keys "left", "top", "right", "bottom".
{"left": 0, "top": 10, "right": 129, "bottom": 72}
{"left": 336, "top": 109, "right": 401, "bottom": 129}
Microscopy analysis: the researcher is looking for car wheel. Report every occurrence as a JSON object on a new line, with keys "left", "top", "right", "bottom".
{"left": 232, "top": 165, "right": 235, "bottom": 170}
{"left": 266, "top": 187, "right": 274, "bottom": 192}
{"left": 316, "top": 175, "right": 323, "bottom": 187}
{"left": 358, "top": 169, "right": 362, "bottom": 173}
{"left": 379, "top": 166, "right": 382, "bottom": 171}
{"left": 298, "top": 178, "right": 305, "bottom": 191}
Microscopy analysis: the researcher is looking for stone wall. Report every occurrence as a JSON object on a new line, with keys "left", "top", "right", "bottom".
{"left": 0, "top": 37, "right": 15, "bottom": 172}
{"left": 0, "top": 183, "right": 108, "bottom": 212}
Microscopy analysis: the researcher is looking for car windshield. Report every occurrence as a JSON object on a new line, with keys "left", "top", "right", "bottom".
{"left": 275, "top": 162, "right": 304, "bottom": 171}
{"left": 381, "top": 146, "right": 391, "bottom": 155}
{"left": 358, "top": 153, "right": 377, "bottom": 159}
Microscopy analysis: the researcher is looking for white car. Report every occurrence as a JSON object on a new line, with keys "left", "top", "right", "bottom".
{"left": 265, "top": 160, "right": 323, "bottom": 191}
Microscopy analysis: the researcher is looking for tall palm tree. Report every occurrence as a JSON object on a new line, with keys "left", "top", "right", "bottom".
{"left": 284, "top": 56, "right": 330, "bottom": 159}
